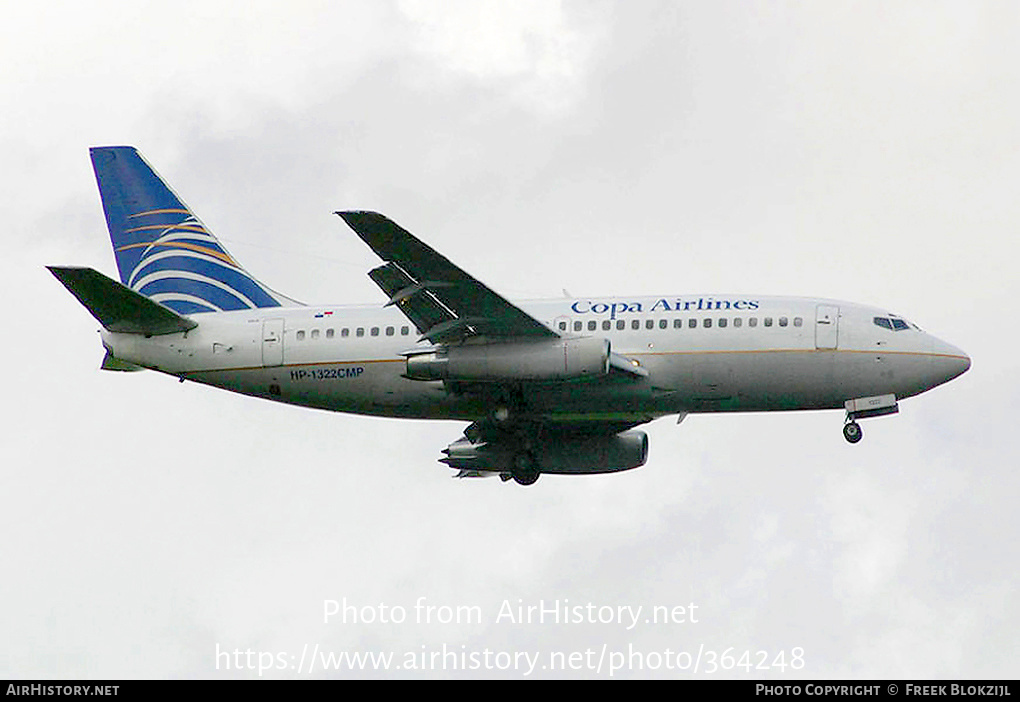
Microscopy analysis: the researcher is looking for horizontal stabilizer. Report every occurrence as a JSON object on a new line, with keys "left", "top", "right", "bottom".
{"left": 48, "top": 266, "right": 198, "bottom": 335}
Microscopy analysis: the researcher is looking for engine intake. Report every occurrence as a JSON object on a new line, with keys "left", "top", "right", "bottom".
{"left": 405, "top": 337, "right": 610, "bottom": 382}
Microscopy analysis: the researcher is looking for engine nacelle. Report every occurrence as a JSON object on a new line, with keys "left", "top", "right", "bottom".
{"left": 440, "top": 430, "right": 648, "bottom": 475}
{"left": 405, "top": 337, "right": 610, "bottom": 382}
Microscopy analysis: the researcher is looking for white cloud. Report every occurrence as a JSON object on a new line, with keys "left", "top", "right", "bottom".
{"left": 397, "top": 0, "right": 606, "bottom": 114}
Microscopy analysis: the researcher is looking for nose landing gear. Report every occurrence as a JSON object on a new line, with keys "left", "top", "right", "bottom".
{"left": 842, "top": 394, "right": 899, "bottom": 444}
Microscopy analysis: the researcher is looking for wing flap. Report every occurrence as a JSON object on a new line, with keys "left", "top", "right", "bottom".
{"left": 367, "top": 262, "right": 451, "bottom": 337}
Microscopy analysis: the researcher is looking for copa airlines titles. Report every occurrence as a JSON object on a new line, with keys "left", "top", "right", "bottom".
{"left": 571, "top": 297, "right": 760, "bottom": 320}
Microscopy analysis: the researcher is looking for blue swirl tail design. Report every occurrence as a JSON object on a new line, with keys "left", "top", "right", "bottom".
{"left": 90, "top": 146, "right": 299, "bottom": 314}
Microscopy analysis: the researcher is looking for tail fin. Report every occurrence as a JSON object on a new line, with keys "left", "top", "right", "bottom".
{"left": 90, "top": 146, "right": 300, "bottom": 314}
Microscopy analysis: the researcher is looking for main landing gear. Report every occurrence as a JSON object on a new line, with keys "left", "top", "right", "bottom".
{"left": 842, "top": 420, "right": 863, "bottom": 444}
{"left": 510, "top": 451, "right": 540, "bottom": 486}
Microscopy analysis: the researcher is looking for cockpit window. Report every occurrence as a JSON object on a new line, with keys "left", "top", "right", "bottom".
{"left": 874, "top": 316, "right": 912, "bottom": 331}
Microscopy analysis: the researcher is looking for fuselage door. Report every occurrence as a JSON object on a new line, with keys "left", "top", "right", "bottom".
{"left": 815, "top": 304, "right": 839, "bottom": 350}
{"left": 262, "top": 318, "right": 284, "bottom": 367}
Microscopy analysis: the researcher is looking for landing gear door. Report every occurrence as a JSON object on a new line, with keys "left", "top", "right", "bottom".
{"left": 262, "top": 318, "right": 284, "bottom": 367}
{"left": 815, "top": 305, "right": 839, "bottom": 350}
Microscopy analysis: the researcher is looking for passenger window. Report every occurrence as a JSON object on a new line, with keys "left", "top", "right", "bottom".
{"left": 793, "top": 317, "right": 803, "bottom": 327}
{"left": 341, "top": 328, "right": 349, "bottom": 338}
{"left": 704, "top": 318, "right": 712, "bottom": 328}
{"left": 558, "top": 321, "right": 567, "bottom": 331}
{"left": 574, "top": 321, "right": 583, "bottom": 332}
{"left": 370, "top": 327, "right": 378, "bottom": 337}
{"left": 734, "top": 318, "right": 742, "bottom": 328}
{"left": 616, "top": 320, "right": 626, "bottom": 330}
{"left": 646, "top": 319, "right": 654, "bottom": 330}
{"left": 603, "top": 320, "right": 612, "bottom": 331}
{"left": 674, "top": 319, "right": 683, "bottom": 329}
{"left": 401, "top": 326, "right": 410, "bottom": 336}
{"left": 588, "top": 321, "right": 597, "bottom": 331}
{"left": 719, "top": 318, "right": 727, "bottom": 328}
{"left": 689, "top": 318, "right": 697, "bottom": 328}
{"left": 311, "top": 329, "right": 320, "bottom": 339}
{"left": 749, "top": 317, "right": 758, "bottom": 328}
{"left": 296, "top": 330, "right": 305, "bottom": 340}
{"left": 764, "top": 318, "right": 773, "bottom": 327}
{"left": 659, "top": 319, "right": 668, "bottom": 329}
{"left": 326, "top": 329, "right": 334, "bottom": 339}
{"left": 386, "top": 326, "right": 394, "bottom": 336}
{"left": 632, "top": 320, "right": 640, "bottom": 330}
{"left": 779, "top": 317, "right": 788, "bottom": 327}
{"left": 356, "top": 328, "right": 365, "bottom": 337}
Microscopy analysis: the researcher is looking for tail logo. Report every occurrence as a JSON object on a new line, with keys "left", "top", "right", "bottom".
{"left": 118, "top": 209, "right": 284, "bottom": 314}
{"left": 91, "top": 146, "right": 294, "bottom": 315}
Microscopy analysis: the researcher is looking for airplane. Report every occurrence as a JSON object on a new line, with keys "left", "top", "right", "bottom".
{"left": 49, "top": 146, "right": 971, "bottom": 485}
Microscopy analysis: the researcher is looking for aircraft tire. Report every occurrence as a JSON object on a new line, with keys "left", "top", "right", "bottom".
{"left": 843, "top": 422, "right": 863, "bottom": 444}
{"left": 511, "top": 452, "right": 541, "bottom": 486}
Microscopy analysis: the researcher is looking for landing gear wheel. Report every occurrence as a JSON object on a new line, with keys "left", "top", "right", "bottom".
{"left": 843, "top": 421, "right": 863, "bottom": 444}
{"left": 512, "top": 470, "right": 539, "bottom": 486}
{"left": 510, "top": 452, "right": 540, "bottom": 486}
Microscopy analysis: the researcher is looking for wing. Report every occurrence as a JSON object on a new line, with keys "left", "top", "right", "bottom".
{"left": 336, "top": 211, "right": 558, "bottom": 343}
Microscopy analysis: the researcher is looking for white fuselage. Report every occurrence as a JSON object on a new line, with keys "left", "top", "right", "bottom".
{"left": 101, "top": 294, "right": 970, "bottom": 423}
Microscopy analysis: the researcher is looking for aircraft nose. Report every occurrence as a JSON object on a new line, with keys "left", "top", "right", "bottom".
{"left": 930, "top": 338, "right": 971, "bottom": 384}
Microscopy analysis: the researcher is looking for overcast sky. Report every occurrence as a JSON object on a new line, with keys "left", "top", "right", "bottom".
{"left": 2, "top": 0, "right": 1017, "bottom": 679}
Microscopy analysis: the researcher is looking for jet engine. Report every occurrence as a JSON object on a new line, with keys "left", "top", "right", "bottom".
{"left": 439, "top": 429, "right": 648, "bottom": 476}
{"left": 405, "top": 337, "right": 610, "bottom": 382}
